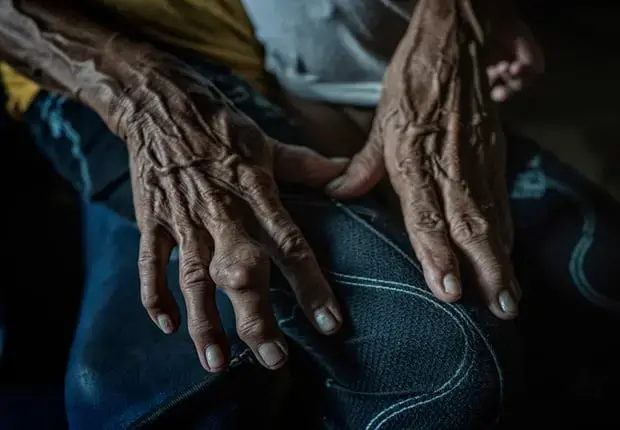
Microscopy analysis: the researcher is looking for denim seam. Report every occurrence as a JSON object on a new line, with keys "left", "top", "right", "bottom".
{"left": 331, "top": 201, "right": 503, "bottom": 397}
{"left": 332, "top": 200, "right": 424, "bottom": 273}
{"left": 511, "top": 154, "right": 620, "bottom": 312}
{"left": 327, "top": 273, "right": 500, "bottom": 429}
{"left": 279, "top": 193, "right": 379, "bottom": 220}
{"left": 281, "top": 198, "right": 504, "bottom": 428}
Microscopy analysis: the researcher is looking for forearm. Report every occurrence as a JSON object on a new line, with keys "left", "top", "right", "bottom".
{"left": 383, "top": 0, "right": 503, "bottom": 126}
{"left": 0, "top": 1, "right": 129, "bottom": 119}
{"left": 0, "top": 0, "right": 227, "bottom": 157}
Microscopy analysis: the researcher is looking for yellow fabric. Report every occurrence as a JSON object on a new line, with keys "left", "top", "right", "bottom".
{"left": 0, "top": 64, "right": 40, "bottom": 118}
{"left": 1, "top": 0, "right": 265, "bottom": 117}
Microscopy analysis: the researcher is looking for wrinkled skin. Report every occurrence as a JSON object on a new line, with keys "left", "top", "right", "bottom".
{"left": 124, "top": 79, "right": 350, "bottom": 371}
{"left": 327, "top": 0, "right": 522, "bottom": 319}
{"left": 0, "top": 0, "right": 347, "bottom": 372}
{"left": 0, "top": 0, "right": 533, "bottom": 373}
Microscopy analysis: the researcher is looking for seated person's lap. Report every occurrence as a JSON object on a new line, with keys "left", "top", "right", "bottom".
{"left": 21, "top": 60, "right": 520, "bottom": 429}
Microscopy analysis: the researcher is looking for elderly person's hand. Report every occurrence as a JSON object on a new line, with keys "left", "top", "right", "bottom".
{"left": 1, "top": 0, "right": 348, "bottom": 373}
{"left": 124, "top": 67, "right": 348, "bottom": 371}
{"left": 326, "top": 0, "right": 521, "bottom": 319}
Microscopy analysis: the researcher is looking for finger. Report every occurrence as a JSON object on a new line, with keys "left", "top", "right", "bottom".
{"left": 508, "top": 61, "right": 523, "bottom": 77}
{"left": 441, "top": 179, "right": 519, "bottom": 320}
{"left": 490, "top": 85, "right": 512, "bottom": 103}
{"left": 244, "top": 176, "right": 343, "bottom": 335}
{"left": 138, "top": 223, "right": 179, "bottom": 334}
{"left": 390, "top": 158, "right": 462, "bottom": 302}
{"left": 514, "top": 26, "right": 545, "bottom": 74}
{"left": 206, "top": 210, "right": 288, "bottom": 371}
{"left": 510, "top": 61, "right": 540, "bottom": 90}
{"left": 505, "top": 77, "right": 523, "bottom": 93}
{"left": 493, "top": 61, "right": 510, "bottom": 78}
{"left": 271, "top": 139, "right": 349, "bottom": 187}
{"left": 227, "top": 284, "right": 288, "bottom": 371}
{"left": 490, "top": 64, "right": 522, "bottom": 102}
{"left": 178, "top": 229, "right": 228, "bottom": 373}
{"left": 325, "top": 134, "right": 385, "bottom": 198}
{"left": 486, "top": 63, "right": 507, "bottom": 87}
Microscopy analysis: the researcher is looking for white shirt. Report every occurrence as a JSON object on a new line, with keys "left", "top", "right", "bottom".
{"left": 240, "top": 0, "right": 415, "bottom": 106}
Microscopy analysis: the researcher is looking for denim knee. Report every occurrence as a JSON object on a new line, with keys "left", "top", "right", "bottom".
{"left": 273, "top": 195, "right": 519, "bottom": 429}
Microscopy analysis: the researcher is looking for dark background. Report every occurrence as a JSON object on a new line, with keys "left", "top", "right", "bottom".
{"left": 0, "top": 1, "right": 619, "bottom": 428}
{"left": 508, "top": 0, "right": 620, "bottom": 199}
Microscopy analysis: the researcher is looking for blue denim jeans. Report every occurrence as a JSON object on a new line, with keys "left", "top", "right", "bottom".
{"left": 20, "top": 57, "right": 618, "bottom": 429}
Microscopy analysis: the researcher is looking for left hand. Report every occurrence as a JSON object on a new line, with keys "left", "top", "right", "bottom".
{"left": 324, "top": 0, "right": 521, "bottom": 319}
{"left": 486, "top": 20, "right": 545, "bottom": 102}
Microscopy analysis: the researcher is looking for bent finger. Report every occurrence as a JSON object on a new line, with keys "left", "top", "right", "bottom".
{"left": 245, "top": 177, "right": 342, "bottom": 335}
{"left": 203, "top": 193, "right": 288, "bottom": 370}
{"left": 178, "top": 229, "right": 228, "bottom": 372}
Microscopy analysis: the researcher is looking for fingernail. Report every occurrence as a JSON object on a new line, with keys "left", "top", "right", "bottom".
{"left": 157, "top": 315, "right": 174, "bottom": 334}
{"left": 498, "top": 290, "right": 518, "bottom": 315}
{"left": 205, "top": 344, "right": 226, "bottom": 371}
{"left": 329, "top": 157, "right": 350, "bottom": 165}
{"left": 442, "top": 273, "right": 461, "bottom": 296}
{"left": 258, "top": 342, "right": 287, "bottom": 369}
{"left": 326, "top": 177, "right": 345, "bottom": 193}
{"left": 314, "top": 308, "right": 340, "bottom": 333}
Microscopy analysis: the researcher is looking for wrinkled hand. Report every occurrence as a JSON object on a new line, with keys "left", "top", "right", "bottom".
{"left": 326, "top": 0, "right": 521, "bottom": 319}
{"left": 486, "top": 20, "right": 544, "bottom": 102}
{"left": 122, "top": 76, "right": 346, "bottom": 372}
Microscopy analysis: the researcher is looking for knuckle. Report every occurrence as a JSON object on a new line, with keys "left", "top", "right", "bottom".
{"left": 137, "top": 254, "right": 157, "bottom": 269}
{"left": 180, "top": 258, "right": 211, "bottom": 291}
{"left": 220, "top": 265, "right": 255, "bottom": 290}
{"left": 449, "top": 213, "right": 491, "bottom": 245}
{"left": 236, "top": 315, "right": 268, "bottom": 343}
{"left": 275, "top": 227, "right": 310, "bottom": 259}
{"left": 239, "top": 166, "right": 274, "bottom": 196}
{"left": 409, "top": 210, "right": 446, "bottom": 233}
{"left": 140, "top": 291, "right": 162, "bottom": 311}
{"left": 392, "top": 155, "right": 418, "bottom": 179}
{"left": 188, "top": 319, "right": 217, "bottom": 341}
{"left": 211, "top": 245, "right": 265, "bottom": 289}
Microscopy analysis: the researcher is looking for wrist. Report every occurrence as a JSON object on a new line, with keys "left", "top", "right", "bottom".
{"left": 81, "top": 36, "right": 194, "bottom": 143}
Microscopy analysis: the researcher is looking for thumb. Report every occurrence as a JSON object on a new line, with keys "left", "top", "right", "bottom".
{"left": 271, "top": 139, "right": 350, "bottom": 187}
{"left": 325, "top": 139, "right": 385, "bottom": 198}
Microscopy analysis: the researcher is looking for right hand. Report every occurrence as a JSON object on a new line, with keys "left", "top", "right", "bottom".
{"left": 325, "top": 0, "right": 521, "bottom": 319}
{"left": 121, "top": 78, "right": 348, "bottom": 372}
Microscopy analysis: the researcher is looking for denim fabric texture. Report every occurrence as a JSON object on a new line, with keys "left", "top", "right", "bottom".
{"left": 20, "top": 57, "right": 619, "bottom": 429}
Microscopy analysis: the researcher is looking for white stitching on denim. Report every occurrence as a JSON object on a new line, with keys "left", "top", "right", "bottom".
{"left": 511, "top": 154, "right": 620, "bottom": 312}
{"left": 332, "top": 200, "right": 424, "bottom": 272}
{"left": 547, "top": 178, "right": 620, "bottom": 312}
{"left": 329, "top": 274, "right": 503, "bottom": 429}
{"left": 279, "top": 194, "right": 380, "bottom": 220}
{"left": 272, "top": 198, "right": 504, "bottom": 425}
{"left": 271, "top": 273, "right": 502, "bottom": 427}
{"left": 325, "top": 279, "right": 475, "bottom": 398}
